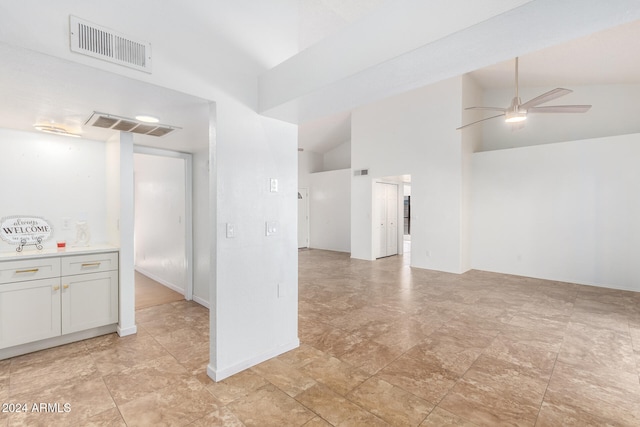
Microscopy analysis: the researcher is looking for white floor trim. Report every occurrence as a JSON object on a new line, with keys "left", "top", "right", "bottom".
{"left": 117, "top": 324, "right": 138, "bottom": 337}
{"left": 192, "top": 295, "right": 210, "bottom": 309}
{"left": 1, "top": 324, "right": 118, "bottom": 360}
{"left": 207, "top": 338, "right": 300, "bottom": 382}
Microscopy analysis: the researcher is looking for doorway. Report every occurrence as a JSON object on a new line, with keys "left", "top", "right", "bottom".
{"left": 133, "top": 146, "right": 193, "bottom": 308}
{"left": 403, "top": 182, "right": 412, "bottom": 264}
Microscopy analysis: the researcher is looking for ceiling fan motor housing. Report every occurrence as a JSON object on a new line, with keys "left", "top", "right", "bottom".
{"left": 505, "top": 97, "right": 527, "bottom": 123}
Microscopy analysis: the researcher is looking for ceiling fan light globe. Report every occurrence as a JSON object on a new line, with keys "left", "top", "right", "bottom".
{"left": 505, "top": 112, "right": 527, "bottom": 123}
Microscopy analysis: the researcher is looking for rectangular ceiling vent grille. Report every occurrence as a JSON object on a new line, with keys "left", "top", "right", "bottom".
{"left": 85, "top": 112, "right": 180, "bottom": 137}
{"left": 69, "top": 16, "right": 152, "bottom": 73}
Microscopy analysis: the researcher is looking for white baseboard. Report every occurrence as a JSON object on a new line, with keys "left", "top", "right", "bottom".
{"left": 192, "top": 295, "right": 210, "bottom": 309}
{"left": 207, "top": 338, "right": 300, "bottom": 382}
{"left": 135, "top": 266, "right": 185, "bottom": 295}
{"left": 1, "top": 324, "right": 117, "bottom": 360}
{"left": 117, "top": 324, "right": 138, "bottom": 337}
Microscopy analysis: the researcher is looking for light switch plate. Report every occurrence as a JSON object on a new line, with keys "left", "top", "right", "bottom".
{"left": 270, "top": 178, "right": 278, "bottom": 192}
{"left": 226, "top": 223, "right": 235, "bottom": 238}
{"left": 278, "top": 283, "right": 286, "bottom": 298}
{"left": 265, "top": 221, "right": 278, "bottom": 236}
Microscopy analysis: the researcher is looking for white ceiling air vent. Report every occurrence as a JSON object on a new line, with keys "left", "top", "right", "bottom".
{"left": 85, "top": 112, "right": 180, "bottom": 137}
{"left": 69, "top": 16, "right": 152, "bottom": 73}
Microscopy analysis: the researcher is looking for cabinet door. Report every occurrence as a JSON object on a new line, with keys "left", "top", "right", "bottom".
{"left": 61, "top": 271, "right": 118, "bottom": 334}
{"left": 0, "top": 278, "right": 62, "bottom": 349}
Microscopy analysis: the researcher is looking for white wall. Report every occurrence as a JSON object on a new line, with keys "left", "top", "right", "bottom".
{"left": 323, "top": 140, "right": 351, "bottom": 171}
{"left": 299, "top": 145, "right": 351, "bottom": 254}
{"left": 471, "top": 133, "right": 640, "bottom": 291}
{"left": 351, "top": 77, "right": 469, "bottom": 273}
{"left": 479, "top": 84, "right": 640, "bottom": 151}
{"left": 460, "top": 74, "right": 484, "bottom": 271}
{"left": 309, "top": 169, "right": 351, "bottom": 253}
{"left": 298, "top": 150, "right": 323, "bottom": 188}
{"left": 134, "top": 153, "right": 186, "bottom": 293}
{"left": 0, "top": 128, "right": 107, "bottom": 252}
{"left": 212, "top": 101, "right": 299, "bottom": 379}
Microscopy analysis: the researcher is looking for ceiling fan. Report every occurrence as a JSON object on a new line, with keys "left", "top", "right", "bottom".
{"left": 457, "top": 57, "right": 591, "bottom": 130}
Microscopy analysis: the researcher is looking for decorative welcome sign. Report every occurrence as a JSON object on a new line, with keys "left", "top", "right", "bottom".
{"left": 0, "top": 216, "right": 53, "bottom": 252}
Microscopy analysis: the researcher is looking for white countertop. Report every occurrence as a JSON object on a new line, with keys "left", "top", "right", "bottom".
{"left": 0, "top": 244, "right": 119, "bottom": 261}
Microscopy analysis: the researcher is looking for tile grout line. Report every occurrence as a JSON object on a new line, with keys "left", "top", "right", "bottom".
{"left": 531, "top": 288, "right": 576, "bottom": 426}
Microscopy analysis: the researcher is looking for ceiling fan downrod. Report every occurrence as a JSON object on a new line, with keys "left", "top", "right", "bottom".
{"left": 505, "top": 57, "right": 527, "bottom": 123}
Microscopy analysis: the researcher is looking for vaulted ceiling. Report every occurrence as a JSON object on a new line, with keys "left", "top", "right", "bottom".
{"left": 1, "top": 1, "right": 639, "bottom": 154}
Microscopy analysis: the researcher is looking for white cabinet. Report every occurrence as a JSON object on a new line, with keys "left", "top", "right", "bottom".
{"left": 62, "top": 270, "right": 119, "bottom": 334}
{"left": 0, "top": 250, "right": 118, "bottom": 354}
{"left": 0, "top": 277, "right": 62, "bottom": 348}
{"left": 61, "top": 252, "right": 119, "bottom": 334}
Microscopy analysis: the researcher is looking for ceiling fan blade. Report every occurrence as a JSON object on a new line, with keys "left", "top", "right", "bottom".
{"left": 456, "top": 113, "right": 504, "bottom": 130}
{"left": 520, "top": 88, "right": 572, "bottom": 110}
{"left": 465, "top": 106, "right": 506, "bottom": 112}
{"left": 528, "top": 105, "right": 592, "bottom": 113}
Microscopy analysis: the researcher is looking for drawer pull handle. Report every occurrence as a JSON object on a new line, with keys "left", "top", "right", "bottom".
{"left": 16, "top": 268, "right": 39, "bottom": 274}
{"left": 81, "top": 262, "right": 101, "bottom": 268}
{"left": 63, "top": 284, "right": 69, "bottom": 289}
{"left": 53, "top": 285, "right": 60, "bottom": 291}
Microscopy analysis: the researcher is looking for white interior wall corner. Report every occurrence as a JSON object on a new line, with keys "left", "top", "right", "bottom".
{"left": 471, "top": 133, "right": 640, "bottom": 291}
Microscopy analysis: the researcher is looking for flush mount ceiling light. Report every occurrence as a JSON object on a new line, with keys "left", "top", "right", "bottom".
{"left": 33, "top": 124, "right": 81, "bottom": 138}
{"left": 135, "top": 115, "right": 159, "bottom": 123}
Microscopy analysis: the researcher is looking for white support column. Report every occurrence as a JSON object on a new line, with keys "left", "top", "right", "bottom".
{"left": 107, "top": 131, "right": 137, "bottom": 337}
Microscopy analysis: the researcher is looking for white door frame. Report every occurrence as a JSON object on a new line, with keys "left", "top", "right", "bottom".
{"left": 298, "top": 187, "right": 309, "bottom": 248}
{"left": 133, "top": 145, "right": 194, "bottom": 301}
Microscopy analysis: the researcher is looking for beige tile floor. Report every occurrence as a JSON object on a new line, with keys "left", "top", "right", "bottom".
{"left": 2, "top": 248, "right": 640, "bottom": 426}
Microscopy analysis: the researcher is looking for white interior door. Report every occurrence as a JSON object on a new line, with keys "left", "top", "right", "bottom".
{"left": 298, "top": 188, "right": 309, "bottom": 248}
{"left": 385, "top": 183, "right": 398, "bottom": 256}
{"left": 376, "top": 182, "right": 399, "bottom": 258}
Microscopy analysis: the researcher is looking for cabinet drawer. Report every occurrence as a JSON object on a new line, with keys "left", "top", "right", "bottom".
{"left": 0, "top": 258, "right": 60, "bottom": 284}
{"left": 61, "top": 252, "right": 118, "bottom": 276}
